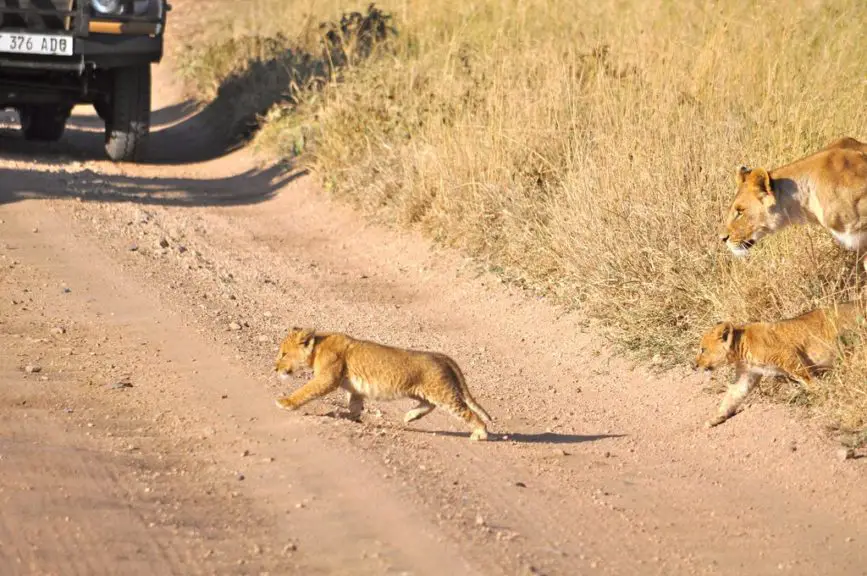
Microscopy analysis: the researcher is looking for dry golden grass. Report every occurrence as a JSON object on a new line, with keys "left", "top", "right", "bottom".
{"left": 179, "top": 0, "right": 867, "bottom": 430}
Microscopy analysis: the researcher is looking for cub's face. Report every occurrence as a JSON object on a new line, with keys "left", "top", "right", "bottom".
{"left": 720, "top": 167, "right": 781, "bottom": 257}
{"left": 694, "top": 322, "right": 734, "bottom": 371}
{"left": 274, "top": 328, "right": 315, "bottom": 380}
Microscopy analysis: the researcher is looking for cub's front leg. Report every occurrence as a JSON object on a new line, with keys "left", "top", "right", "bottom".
{"left": 706, "top": 370, "right": 761, "bottom": 428}
{"left": 276, "top": 367, "right": 342, "bottom": 411}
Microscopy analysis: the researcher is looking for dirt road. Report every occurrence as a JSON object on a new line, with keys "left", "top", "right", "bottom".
{"left": 2, "top": 20, "right": 867, "bottom": 576}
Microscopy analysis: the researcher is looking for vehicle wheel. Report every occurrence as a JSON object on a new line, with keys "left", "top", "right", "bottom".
{"left": 93, "top": 98, "right": 110, "bottom": 122}
{"left": 20, "top": 105, "right": 69, "bottom": 142}
{"left": 104, "top": 64, "right": 151, "bottom": 162}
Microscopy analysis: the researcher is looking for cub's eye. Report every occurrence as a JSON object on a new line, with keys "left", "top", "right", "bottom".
{"left": 699, "top": 347, "right": 705, "bottom": 354}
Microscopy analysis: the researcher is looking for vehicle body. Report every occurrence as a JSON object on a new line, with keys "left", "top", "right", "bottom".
{"left": 0, "top": 0, "right": 169, "bottom": 162}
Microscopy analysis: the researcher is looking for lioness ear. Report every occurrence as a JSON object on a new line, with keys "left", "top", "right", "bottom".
{"left": 736, "top": 165, "right": 751, "bottom": 184}
{"left": 754, "top": 167, "right": 772, "bottom": 194}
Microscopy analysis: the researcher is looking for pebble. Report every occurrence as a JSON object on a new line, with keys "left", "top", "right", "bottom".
{"left": 475, "top": 514, "right": 485, "bottom": 526}
{"left": 282, "top": 543, "right": 298, "bottom": 555}
{"left": 257, "top": 335, "right": 270, "bottom": 343}
{"left": 62, "top": 287, "right": 71, "bottom": 294}
{"left": 229, "top": 322, "right": 242, "bottom": 331}
{"left": 50, "top": 327, "right": 66, "bottom": 335}
{"left": 109, "top": 380, "right": 133, "bottom": 390}
{"left": 158, "top": 237, "right": 169, "bottom": 248}
{"left": 25, "top": 365, "right": 41, "bottom": 374}
{"left": 129, "top": 244, "right": 139, "bottom": 252}
{"left": 241, "top": 449, "right": 250, "bottom": 457}
{"left": 177, "top": 245, "right": 187, "bottom": 254}
{"left": 236, "top": 473, "right": 245, "bottom": 481}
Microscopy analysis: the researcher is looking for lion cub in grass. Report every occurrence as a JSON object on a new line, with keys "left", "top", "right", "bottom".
{"left": 274, "top": 328, "right": 493, "bottom": 441}
{"left": 695, "top": 302, "right": 863, "bottom": 428}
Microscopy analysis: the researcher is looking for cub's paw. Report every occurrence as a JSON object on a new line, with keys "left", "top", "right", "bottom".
{"left": 470, "top": 429, "right": 489, "bottom": 442}
{"left": 705, "top": 415, "right": 727, "bottom": 428}
{"left": 275, "top": 398, "right": 296, "bottom": 411}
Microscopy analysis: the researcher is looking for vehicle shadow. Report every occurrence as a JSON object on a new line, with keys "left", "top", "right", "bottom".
{"left": 0, "top": 162, "right": 305, "bottom": 208}
{"left": 0, "top": 95, "right": 251, "bottom": 166}
{"left": 66, "top": 100, "right": 198, "bottom": 131}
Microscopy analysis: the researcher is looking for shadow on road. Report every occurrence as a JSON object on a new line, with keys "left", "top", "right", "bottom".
{"left": 0, "top": 160, "right": 305, "bottom": 208}
{"left": 407, "top": 429, "right": 625, "bottom": 445}
{"left": 0, "top": 96, "right": 252, "bottom": 166}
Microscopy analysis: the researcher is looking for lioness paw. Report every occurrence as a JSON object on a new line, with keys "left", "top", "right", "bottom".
{"left": 470, "top": 429, "right": 489, "bottom": 442}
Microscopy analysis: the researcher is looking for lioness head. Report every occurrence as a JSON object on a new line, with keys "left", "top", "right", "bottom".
{"left": 274, "top": 327, "right": 316, "bottom": 379}
{"left": 719, "top": 166, "right": 781, "bottom": 257}
{"left": 694, "top": 322, "right": 735, "bottom": 371}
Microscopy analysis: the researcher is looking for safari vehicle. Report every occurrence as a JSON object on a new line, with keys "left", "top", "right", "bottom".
{"left": 0, "top": 1, "right": 168, "bottom": 162}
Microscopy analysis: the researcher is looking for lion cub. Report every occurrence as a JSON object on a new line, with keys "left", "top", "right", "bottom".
{"left": 273, "top": 328, "right": 493, "bottom": 441}
{"left": 694, "top": 302, "right": 862, "bottom": 427}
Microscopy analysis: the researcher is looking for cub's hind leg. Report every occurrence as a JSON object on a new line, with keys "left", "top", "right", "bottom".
{"left": 404, "top": 399, "right": 435, "bottom": 424}
{"left": 438, "top": 396, "right": 488, "bottom": 441}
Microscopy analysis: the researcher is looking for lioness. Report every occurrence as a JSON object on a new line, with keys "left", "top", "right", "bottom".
{"left": 694, "top": 302, "right": 862, "bottom": 428}
{"left": 274, "top": 328, "right": 493, "bottom": 441}
{"left": 720, "top": 137, "right": 867, "bottom": 265}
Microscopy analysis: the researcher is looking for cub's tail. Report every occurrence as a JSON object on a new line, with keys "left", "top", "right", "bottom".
{"left": 440, "top": 354, "right": 493, "bottom": 424}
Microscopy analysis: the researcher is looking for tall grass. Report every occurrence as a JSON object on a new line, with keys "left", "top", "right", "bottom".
{"left": 180, "top": 0, "right": 867, "bottom": 429}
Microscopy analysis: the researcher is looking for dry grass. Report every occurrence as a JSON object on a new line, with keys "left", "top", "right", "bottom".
{"left": 179, "top": 0, "right": 867, "bottom": 430}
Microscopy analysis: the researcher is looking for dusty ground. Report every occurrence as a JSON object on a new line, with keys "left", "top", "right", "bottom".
{"left": 2, "top": 11, "right": 867, "bottom": 576}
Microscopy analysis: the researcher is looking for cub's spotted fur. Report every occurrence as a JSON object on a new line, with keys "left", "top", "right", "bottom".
{"left": 274, "top": 328, "right": 492, "bottom": 441}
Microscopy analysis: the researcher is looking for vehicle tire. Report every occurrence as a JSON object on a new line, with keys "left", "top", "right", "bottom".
{"left": 104, "top": 64, "right": 151, "bottom": 162}
{"left": 20, "top": 105, "right": 69, "bottom": 142}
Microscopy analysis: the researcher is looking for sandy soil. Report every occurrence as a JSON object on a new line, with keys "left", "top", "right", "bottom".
{"left": 2, "top": 8, "right": 867, "bottom": 576}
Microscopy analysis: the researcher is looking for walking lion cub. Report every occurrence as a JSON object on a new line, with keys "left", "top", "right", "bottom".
{"left": 274, "top": 328, "right": 493, "bottom": 440}
{"left": 694, "top": 302, "right": 863, "bottom": 427}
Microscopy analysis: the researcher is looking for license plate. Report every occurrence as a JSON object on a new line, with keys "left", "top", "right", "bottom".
{"left": 0, "top": 32, "right": 73, "bottom": 57}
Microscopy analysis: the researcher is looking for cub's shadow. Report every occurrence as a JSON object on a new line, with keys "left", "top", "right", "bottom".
{"left": 405, "top": 429, "right": 625, "bottom": 445}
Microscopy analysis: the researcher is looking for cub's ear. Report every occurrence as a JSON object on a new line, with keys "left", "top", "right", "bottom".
{"left": 719, "top": 322, "right": 734, "bottom": 346}
{"left": 736, "top": 165, "right": 751, "bottom": 184}
{"left": 298, "top": 328, "right": 316, "bottom": 347}
{"left": 751, "top": 167, "right": 773, "bottom": 198}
